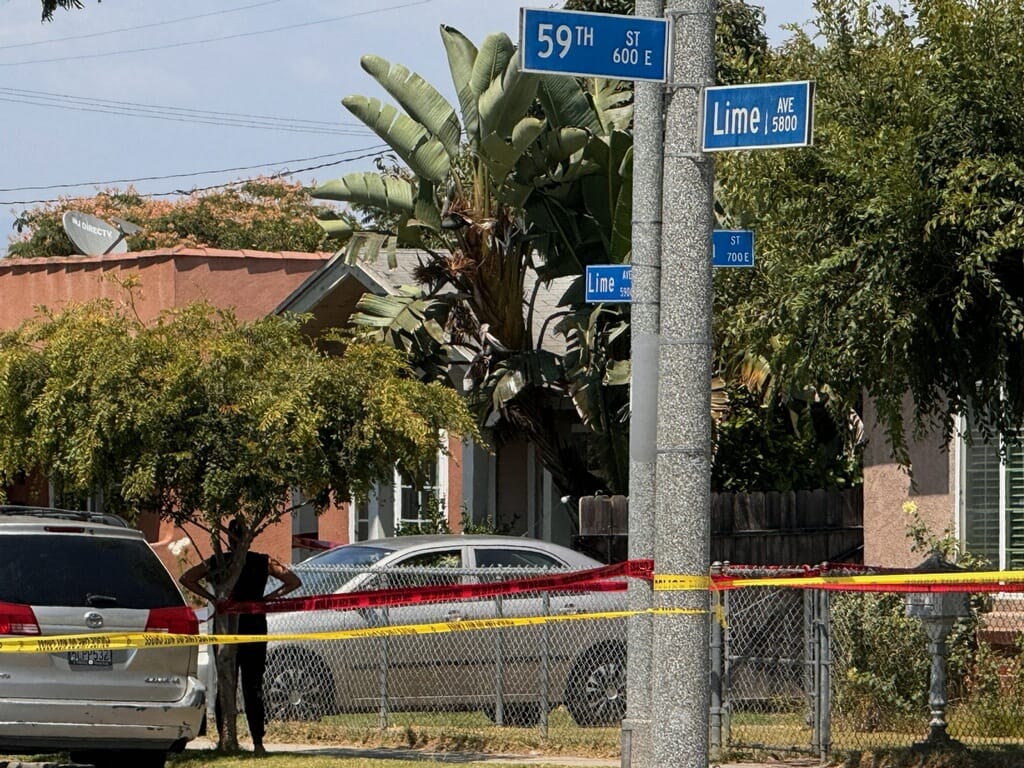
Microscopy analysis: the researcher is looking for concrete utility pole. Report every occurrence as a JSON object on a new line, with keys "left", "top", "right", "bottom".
{"left": 622, "top": 1, "right": 665, "bottom": 766}
{"left": 652, "top": 1, "right": 715, "bottom": 767}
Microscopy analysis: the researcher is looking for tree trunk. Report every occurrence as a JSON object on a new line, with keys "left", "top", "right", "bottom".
{"left": 212, "top": 612, "right": 241, "bottom": 752}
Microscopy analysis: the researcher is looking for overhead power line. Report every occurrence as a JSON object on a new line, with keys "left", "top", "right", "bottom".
{"left": 0, "top": 86, "right": 353, "bottom": 129}
{"left": 0, "top": 0, "right": 285, "bottom": 51}
{"left": 0, "top": 0, "right": 434, "bottom": 67}
{"left": 0, "top": 145, "right": 393, "bottom": 206}
{"left": 0, "top": 88, "right": 373, "bottom": 137}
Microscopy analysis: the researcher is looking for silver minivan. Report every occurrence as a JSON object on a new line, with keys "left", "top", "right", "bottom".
{"left": 0, "top": 506, "right": 206, "bottom": 768}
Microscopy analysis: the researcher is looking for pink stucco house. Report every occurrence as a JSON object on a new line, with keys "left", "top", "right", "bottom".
{"left": 0, "top": 245, "right": 566, "bottom": 576}
{"left": 0, "top": 246, "right": 339, "bottom": 572}
{"left": 863, "top": 394, "right": 1018, "bottom": 572}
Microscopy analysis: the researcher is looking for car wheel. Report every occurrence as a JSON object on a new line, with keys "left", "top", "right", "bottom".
{"left": 264, "top": 646, "right": 334, "bottom": 721}
{"left": 482, "top": 702, "right": 544, "bottom": 727}
{"left": 70, "top": 749, "right": 166, "bottom": 768}
{"left": 564, "top": 642, "right": 627, "bottom": 727}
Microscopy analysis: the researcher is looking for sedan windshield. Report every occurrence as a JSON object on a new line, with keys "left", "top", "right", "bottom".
{"left": 301, "top": 544, "right": 394, "bottom": 568}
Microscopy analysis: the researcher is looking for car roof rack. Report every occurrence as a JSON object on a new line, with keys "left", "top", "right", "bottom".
{"left": 0, "top": 505, "right": 130, "bottom": 528}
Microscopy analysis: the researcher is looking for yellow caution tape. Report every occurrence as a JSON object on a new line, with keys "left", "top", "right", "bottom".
{"left": 652, "top": 574, "right": 712, "bottom": 591}
{"left": 0, "top": 607, "right": 708, "bottom": 654}
{"left": 648, "top": 569, "right": 1024, "bottom": 591}
{"left": 715, "top": 570, "right": 1024, "bottom": 590}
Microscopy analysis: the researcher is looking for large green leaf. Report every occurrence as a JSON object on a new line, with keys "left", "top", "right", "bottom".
{"left": 352, "top": 291, "right": 452, "bottom": 382}
{"left": 470, "top": 33, "right": 515, "bottom": 99}
{"left": 478, "top": 51, "right": 539, "bottom": 140}
{"left": 440, "top": 25, "right": 480, "bottom": 146}
{"left": 316, "top": 218, "right": 355, "bottom": 241}
{"left": 411, "top": 179, "right": 442, "bottom": 233}
{"left": 591, "top": 78, "right": 633, "bottom": 134}
{"left": 537, "top": 75, "right": 602, "bottom": 134}
{"left": 342, "top": 96, "right": 451, "bottom": 183}
{"left": 513, "top": 126, "right": 590, "bottom": 189}
{"left": 343, "top": 231, "right": 406, "bottom": 264}
{"left": 479, "top": 117, "right": 545, "bottom": 188}
{"left": 360, "top": 55, "right": 462, "bottom": 159}
{"left": 313, "top": 173, "right": 415, "bottom": 215}
{"left": 610, "top": 145, "right": 633, "bottom": 263}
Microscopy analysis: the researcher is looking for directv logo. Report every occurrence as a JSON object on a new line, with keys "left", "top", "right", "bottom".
{"left": 70, "top": 215, "right": 112, "bottom": 238}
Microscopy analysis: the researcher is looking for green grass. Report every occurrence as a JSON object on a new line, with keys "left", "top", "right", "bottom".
{"left": 261, "top": 707, "right": 620, "bottom": 758}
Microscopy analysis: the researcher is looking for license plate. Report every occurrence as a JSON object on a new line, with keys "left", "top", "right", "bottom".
{"left": 68, "top": 649, "right": 112, "bottom": 667}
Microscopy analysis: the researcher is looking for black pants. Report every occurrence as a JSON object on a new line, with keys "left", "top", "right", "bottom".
{"left": 215, "top": 640, "right": 267, "bottom": 744}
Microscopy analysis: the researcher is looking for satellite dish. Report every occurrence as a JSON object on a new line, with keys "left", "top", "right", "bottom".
{"left": 62, "top": 211, "right": 131, "bottom": 256}
{"left": 111, "top": 216, "right": 142, "bottom": 236}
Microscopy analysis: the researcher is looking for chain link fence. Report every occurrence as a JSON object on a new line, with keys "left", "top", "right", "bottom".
{"left": 714, "top": 565, "right": 1024, "bottom": 757}
{"left": 205, "top": 560, "right": 1024, "bottom": 759}
{"left": 255, "top": 562, "right": 628, "bottom": 739}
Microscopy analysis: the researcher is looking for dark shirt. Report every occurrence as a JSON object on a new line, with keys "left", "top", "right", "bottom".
{"left": 208, "top": 550, "right": 270, "bottom": 635}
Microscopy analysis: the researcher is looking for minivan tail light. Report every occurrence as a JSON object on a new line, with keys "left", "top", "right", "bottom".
{"left": 0, "top": 601, "right": 41, "bottom": 635}
{"left": 146, "top": 606, "right": 199, "bottom": 635}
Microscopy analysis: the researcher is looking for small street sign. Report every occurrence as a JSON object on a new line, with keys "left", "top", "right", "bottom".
{"left": 585, "top": 264, "right": 632, "bottom": 303}
{"left": 712, "top": 230, "right": 755, "bottom": 268}
{"left": 702, "top": 81, "right": 814, "bottom": 152}
{"left": 520, "top": 8, "right": 669, "bottom": 82}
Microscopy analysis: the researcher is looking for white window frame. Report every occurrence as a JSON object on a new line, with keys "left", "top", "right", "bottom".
{"left": 958, "top": 416, "right": 1024, "bottom": 571}
{"left": 394, "top": 432, "right": 450, "bottom": 532}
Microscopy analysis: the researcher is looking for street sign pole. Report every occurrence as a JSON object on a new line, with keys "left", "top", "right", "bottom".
{"left": 651, "top": 2, "right": 714, "bottom": 768}
{"left": 621, "top": 2, "right": 665, "bottom": 766}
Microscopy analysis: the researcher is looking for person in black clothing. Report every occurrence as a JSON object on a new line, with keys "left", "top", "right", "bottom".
{"left": 180, "top": 518, "right": 301, "bottom": 755}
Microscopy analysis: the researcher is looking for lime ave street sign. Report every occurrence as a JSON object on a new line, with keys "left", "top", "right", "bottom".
{"left": 712, "top": 230, "right": 755, "bottom": 268}
{"left": 702, "top": 80, "right": 814, "bottom": 151}
{"left": 520, "top": 8, "right": 669, "bottom": 82}
{"left": 585, "top": 264, "right": 632, "bottom": 303}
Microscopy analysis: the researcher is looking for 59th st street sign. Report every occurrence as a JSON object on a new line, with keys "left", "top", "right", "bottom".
{"left": 702, "top": 80, "right": 814, "bottom": 151}
{"left": 520, "top": 8, "right": 669, "bottom": 81}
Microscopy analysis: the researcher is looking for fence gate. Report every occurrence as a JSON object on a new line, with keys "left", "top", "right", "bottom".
{"left": 713, "top": 578, "right": 831, "bottom": 759}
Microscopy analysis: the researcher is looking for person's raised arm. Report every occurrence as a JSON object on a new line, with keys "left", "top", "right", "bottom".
{"left": 179, "top": 561, "right": 216, "bottom": 603}
{"left": 265, "top": 557, "right": 301, "bottom": 601}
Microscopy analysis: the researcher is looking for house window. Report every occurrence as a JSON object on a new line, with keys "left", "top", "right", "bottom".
{"left": 395, "top": 442, "right": 449, "bottom": 534}
{"left": 961, "top": 422, "right": 1024, "bottom": 570}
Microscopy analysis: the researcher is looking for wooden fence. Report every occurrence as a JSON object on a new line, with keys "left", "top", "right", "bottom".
{"left": 576, "top": 487, "right": 863, "bottom": 566}
{"left": 710, "top": 487, "right": 863, "bottom": 565}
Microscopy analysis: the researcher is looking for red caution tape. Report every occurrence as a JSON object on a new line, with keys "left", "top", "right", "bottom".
{"left": 218, "top": 555, "right": 1024, "bottom": 617}
{"left": 221, "top": 559, "right": 654, "bottom": 616}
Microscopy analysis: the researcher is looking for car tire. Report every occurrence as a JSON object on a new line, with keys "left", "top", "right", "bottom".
{"left": 564, "top": 642, "right": 627, "bottom": 727}
{"left": 263, "top": 646, "right": 334, "bottom": 722}
{"left": 482, "top": 702, "right": 544, "bottom": 727}
{"left": 70, "top": 749, "right": 166, "bottom": 768}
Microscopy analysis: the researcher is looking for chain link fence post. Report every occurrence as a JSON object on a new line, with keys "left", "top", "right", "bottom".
{"left": 709, "top": 566, "right": 724, "bottom": 758}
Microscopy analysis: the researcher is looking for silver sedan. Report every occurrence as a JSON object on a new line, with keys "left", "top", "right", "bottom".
{"left": 263, "top": 534, "right": 627, "bottom": 727}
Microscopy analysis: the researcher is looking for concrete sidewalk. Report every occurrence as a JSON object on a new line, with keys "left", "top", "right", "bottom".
{"left": 188, "top": 738, "right": 825, "bottom": 767}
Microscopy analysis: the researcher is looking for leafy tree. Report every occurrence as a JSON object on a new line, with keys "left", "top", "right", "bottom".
{"left": 9, "top": 178, "right": 344, "bottom": 257}
{"left": 313, "top": 25, "right": 635, "bottom": 511}
{"left": 312, "top": 6, "right": 785, "bottom": 509}
{"left": 715, "top": 0, "right": 1024, "bottom": 461}
{"left": 0, "top": 295, "right": 477, "bottom": 751}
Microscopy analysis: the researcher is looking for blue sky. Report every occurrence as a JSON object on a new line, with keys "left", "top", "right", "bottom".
{"left": 0, "top": 0, "right": 816, "bottom": 256}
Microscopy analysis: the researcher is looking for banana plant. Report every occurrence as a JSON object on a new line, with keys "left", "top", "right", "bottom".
{"left": 313, "top": 26, "right": 636, "bottom": 501}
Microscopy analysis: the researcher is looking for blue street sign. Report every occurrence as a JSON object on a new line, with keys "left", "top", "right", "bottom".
{"left": 520, "top": 8, "right": 669, "bottom": 82}
{"left": 585, "top": 264, "right": 632, "bottom": 303}
{"left": 712, "top": 230, "right": 755, "bottom": 268}
{"left": 703, "top": 81, "right": 814, "bottom": 151}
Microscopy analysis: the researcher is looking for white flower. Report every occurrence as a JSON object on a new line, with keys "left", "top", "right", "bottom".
{"left": 168, "top": 537, "right": 191, "bottom": 557}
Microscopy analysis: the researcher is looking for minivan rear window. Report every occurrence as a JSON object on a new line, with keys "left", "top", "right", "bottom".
{"left": 0, "top": 535, "right": 184, "bottom": 608}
